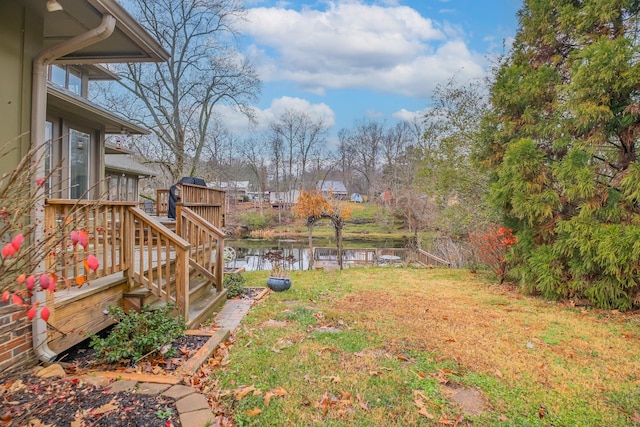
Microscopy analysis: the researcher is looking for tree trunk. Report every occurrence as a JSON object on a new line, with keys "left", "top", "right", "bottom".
{"left": 335, "top": 219, "right": 344, "bottom": 270}
{"left": 307, "top": 222, "right": 315, "bottom": 270}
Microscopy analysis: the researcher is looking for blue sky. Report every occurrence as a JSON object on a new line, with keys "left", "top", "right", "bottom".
{"left": 219, "top": 0, "right": 523, "bottom": 139}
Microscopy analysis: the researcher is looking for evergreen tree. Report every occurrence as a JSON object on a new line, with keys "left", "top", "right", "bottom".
{"left": 484, "top": 0, "right": 640, "bottom": 309}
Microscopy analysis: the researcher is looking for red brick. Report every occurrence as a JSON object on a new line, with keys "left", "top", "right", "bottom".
{"left": 0, "top": 337, "right": 23, "bottom": 354}
{"left": 12, "top": 340, "right": 33, "bottom": 357}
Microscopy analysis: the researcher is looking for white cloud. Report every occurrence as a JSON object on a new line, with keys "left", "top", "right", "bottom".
{"left": 239, "top": 1, "right": 486, "bottom": 98}
{"left": 213, "top": 96, "right": 335, "bottom": 136}
{"left": 392, "top": 108, "right": 425, "bottom": 122}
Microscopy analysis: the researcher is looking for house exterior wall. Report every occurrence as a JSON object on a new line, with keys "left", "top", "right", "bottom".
{"left": 0, "top": 1, "right": 42, "bottom": 373}
{"left": 0, "top": 304, "right": 37, "bottom": 373}
{"left": 0, "top": 1, "right": 42, "bottom": 176}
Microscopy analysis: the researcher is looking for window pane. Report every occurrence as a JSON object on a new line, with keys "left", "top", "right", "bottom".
{"left": 119, "top": 177, "right": 127, "bottom": 201}
{"left": 69, "top": 129, "right": 90, "bottom": 199}
{"left": 68, "top": 70, "right": 81, "bottom": 95}
{"left": 50, "top": 65, "right": 66, "bottom": 87}
{"left": 107, "top": 175, "right": 118, "bottom": 201}
{"left": 128, "top": 177, "right": 136, "bottom": 201}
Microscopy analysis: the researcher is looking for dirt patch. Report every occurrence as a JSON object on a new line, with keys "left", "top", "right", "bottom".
{"left": 261, "top": 319, "right": 289, "bottom": 328}
{"left": 442, "top": 385, "right": 486, "bottom": 415}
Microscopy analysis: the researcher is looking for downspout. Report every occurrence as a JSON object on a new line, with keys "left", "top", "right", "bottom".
{"left": 31, "top": 13, "right": 116, "bottom": 363}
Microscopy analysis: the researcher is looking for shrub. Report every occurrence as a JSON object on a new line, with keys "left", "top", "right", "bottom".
{"left": 469, "top": 225, "right": 517, "bottom": 284}
{"left": 240, "top": 211, "right": 272, "bottom": 230}
{"left": 224, "top": 273, "right": 246, "bottom": 299}
{"left": 89, "top": 304, "right": 186, "bottom": 363}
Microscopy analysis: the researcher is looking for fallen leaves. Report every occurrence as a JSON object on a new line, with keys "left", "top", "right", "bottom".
{"left": 244, "top": 407, "right": 262, "bottom": 417}
{"left": 264, "top": 387, "right": 288, "bottom": 407}
{"left": 234, "top": 385, "right": 257, "bottom": 400}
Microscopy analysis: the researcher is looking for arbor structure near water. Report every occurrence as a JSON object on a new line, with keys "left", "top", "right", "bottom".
{"left": 484, "top": 0, "right": 640, "bottom": 309}
{"left": 98, "top": 0, "right": 260, "bottom": 182}
{"left": 294, "top": 190, "right": 329, "bottom": 270}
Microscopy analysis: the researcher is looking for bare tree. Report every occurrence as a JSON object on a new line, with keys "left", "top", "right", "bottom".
{"left": 98, "top": 0, "right": 260, "bottom": 181}
{"left": 339, "top": 119, "right": 385, "bottom": 199}
{"left": 239, "top": 138, "right": 267, "bottom": 214}
{"left": 268, "top": 109, "right": 329, "bottom": 192}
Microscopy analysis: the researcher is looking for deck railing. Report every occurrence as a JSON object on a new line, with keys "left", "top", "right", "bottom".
{"left": 313, "top": 247, "right": 448, "bottom": 267}
{"left": 44, "top": 199, "right": 136, "bottom": 281}
{"left": 176, "top": 205, "right": 224, "bottom": 293}
{"left": 128, "top": 207, "right": 191, "bottom": 317}
{"left": 156, "top": 189, "right": 169, "bottom": 217}
{"left": 414, "top": 249, "right": 451, "bottom": 267}
{"left": 156, "top": 183, "right": 226, "bottom": 226}
{"left": 44, "top": 200, "right": 192, "bottom": 320}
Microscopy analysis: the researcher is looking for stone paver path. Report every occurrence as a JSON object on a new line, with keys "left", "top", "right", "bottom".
{"left": 214, "top": 299, "right": 252, "bottom": 331}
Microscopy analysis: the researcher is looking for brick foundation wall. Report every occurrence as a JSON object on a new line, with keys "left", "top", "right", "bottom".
{"left": 0, "top": 303, "right": 37, "bottom": 373}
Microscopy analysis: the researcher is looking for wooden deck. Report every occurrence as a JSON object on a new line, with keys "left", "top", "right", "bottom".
{"left": 43, "top": 184, "right": 228, "bottom": 355}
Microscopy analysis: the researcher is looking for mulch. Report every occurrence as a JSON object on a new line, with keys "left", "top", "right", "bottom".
{"left": 0, "top": 334, "right": 210, "bottom": 427}
{"left": 1, "top": 373, "right": 181, "bottom": 427}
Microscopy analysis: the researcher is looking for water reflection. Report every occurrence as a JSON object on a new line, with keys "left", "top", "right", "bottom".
{"left": 226, "top": 237, "right": 406, "bottom": 271}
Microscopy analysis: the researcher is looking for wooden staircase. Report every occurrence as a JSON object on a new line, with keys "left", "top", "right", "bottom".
{"left": 124, "top": 264, "right": 227, "bottom": 328}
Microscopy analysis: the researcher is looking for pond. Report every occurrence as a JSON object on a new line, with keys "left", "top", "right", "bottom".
{"left": 225, "top": 237, "right": 408, "bottom": 271}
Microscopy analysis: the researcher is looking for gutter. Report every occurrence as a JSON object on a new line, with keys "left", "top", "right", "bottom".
{"left": 31, "top": 13, "right": 116, "bottom": 363}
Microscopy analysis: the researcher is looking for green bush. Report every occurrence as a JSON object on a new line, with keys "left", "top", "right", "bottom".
{"left": 239, "top": 211, "right": 272, "bottom": 230}
{"left": 224, "top": 273, "right": 246, "bottom": 299}
{"left": 89, "top": 304, "right": 186, "bottom": 363}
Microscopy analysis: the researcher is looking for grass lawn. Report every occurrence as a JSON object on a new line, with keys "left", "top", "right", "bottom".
{"left": 210, "top": 268, "right": 640, "bottom": 426}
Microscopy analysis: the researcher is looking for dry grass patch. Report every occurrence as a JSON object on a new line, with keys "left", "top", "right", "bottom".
{"left": 211, "top": 268, "right": 640, "bottom": 426}
{"left": 334, "top": 269, "right": 640, "bottom": 390}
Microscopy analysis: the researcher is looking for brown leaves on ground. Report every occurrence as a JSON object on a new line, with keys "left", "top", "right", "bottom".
{"left": 312, "top": 390, "right": 370, "bottom": 418}
{"left": 264, "top": 387, "right": 288, "bottom": 407}
{"left": 332, "top": 271, "right": 640, "bottom": 391}
{"left": 413, "top": 390, "right": 464, "bottom": 426}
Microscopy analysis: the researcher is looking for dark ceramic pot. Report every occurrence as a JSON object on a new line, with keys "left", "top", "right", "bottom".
{"left": 267, "top": 276, "right": 291, "bottom": 292}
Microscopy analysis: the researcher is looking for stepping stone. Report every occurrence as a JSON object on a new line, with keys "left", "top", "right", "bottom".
{"left": 176, "top": 393, "right": 209, "bottom": 413}
{"left": 36, "top": 364, "right": 66, "bottom": 379}
{"left": 179, "top": 408, "right": 216, "bottom": 427}
{"left": 162, "top": 384, "right": 196, "bottom": 400}
{"left": 106, "top": 380, "right": 137, "bottom": 393}
{"left": 137, "top": 382, "right": 171, "bottom": 395}
{"left": 79, "top": 375, "right": 110, "bottom": 388}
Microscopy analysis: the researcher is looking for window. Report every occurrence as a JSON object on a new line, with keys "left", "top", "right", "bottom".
{"left": 68, "top": 70, "right": 81, "bottom": 95}
{"left": 48, "top": 65, "right": 83, "bottom": 95}
{"left": 69, "top": 129, "right": 90, "bottom": 199}
{"left": 50, "top": 65, "right": 66, "bottom": 87}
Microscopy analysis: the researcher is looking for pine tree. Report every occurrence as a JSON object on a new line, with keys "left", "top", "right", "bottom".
{"left": 484, "top": 0, "right": 640, "bottom": 309}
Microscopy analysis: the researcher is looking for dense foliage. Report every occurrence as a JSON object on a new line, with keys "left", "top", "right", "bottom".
{"left": 224, "top": 273, "right": 247, "bottom": 299}
{"left": 484, "top": 0, "right": 640, "bottom": 309}
{"left": 90, "top": 305, "right": 186, "bottom": 363}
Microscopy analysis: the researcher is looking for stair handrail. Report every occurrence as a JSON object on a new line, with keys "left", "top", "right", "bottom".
{"left": 128, "top": 206, "right": 191, "bottom": 318}
{"left": 176, "top": 205, "right": 225, "bottom": 293}
{"left": 416, "top": 248, "right": 451, "bottom": 267}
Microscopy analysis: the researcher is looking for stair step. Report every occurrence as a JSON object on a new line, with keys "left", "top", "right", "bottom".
{"left": 187, "top": 287, "right": 227, "bottom": 328}
{"left": 123, "top": 288, "right": 160, "bottom": 312}
{"left": 189, "top": 273, "right": 215, "bottom": 301}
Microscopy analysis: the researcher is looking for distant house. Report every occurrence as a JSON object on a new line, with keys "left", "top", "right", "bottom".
{"left": 104, "top": 142, "right": 156, "bottom": 201}
{"left": 350, "top": 193, "right": 363, "bottom": 203}
{"left": 317, "top": 180, "right": 348, "bottom": 200}
{"left": 210, "top": 181, "right": 250, "bottom": 202}
{"left": 270, "top": 190, "right": 300, "bottom": 206}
